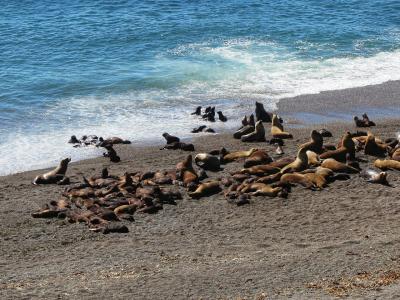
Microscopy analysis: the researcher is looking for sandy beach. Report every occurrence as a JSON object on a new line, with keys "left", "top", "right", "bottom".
{"left": 1, "top": 82, "right": 400, "bottom": 299}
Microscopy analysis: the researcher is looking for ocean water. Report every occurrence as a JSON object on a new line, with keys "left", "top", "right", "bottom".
{"left": 1, "top": 0, "right": 400, "bottom": 175}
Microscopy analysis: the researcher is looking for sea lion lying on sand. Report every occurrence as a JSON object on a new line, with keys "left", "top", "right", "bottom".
{"left": 222, "top": 148, "right": 258, "bottom": 163}
{"left": 374, "top": 159, "right": 400, "bottom": 171}
{"left": 188, "top": 181, "right": 222, "bottom": 198}
{"left": 244, "top": 150, "right": 273, "bottom": 168}
{"left": 103, "top": 145, "right": 121, "bottom": 162}
{"left": 195, "top": 153, "right": 221, "bottom": 171}
{"left": 33, "top": 158, "right": 71, "bottom": 185}
{"left": 360, "top": 169, "right": 389, "bottom": 185}
{"left": 162, "top": 142, "right": 195, "bottom": 151}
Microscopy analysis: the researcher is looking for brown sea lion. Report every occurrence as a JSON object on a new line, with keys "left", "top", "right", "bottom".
{"left": 306, "top": 150, "right": 320, "bottom": 166}
{"left": 255, "top": 101, "right": 272, "bottom": 123}
{"left": 241, "top": 120, "right": 266, "bottom": 142}
{"left": 360, "top": 169, "right": 388, "bottom": 185}
{"left": 362, "top": 113, "right": 376, "bottom": 126}
{"left": 280, "top": 148, "right": 308, "bottom": 174}
{"left": 33, "top": 158, "right": 71, "bottom": 185}
{"left": 321, "top": 158, "right": 359, "bottom": 173}
{"left": 320, "top": 132, "right": 355, "bottom": 162}
{"left": 223, "top": 148, "right": 258, "bottom": 163}
{"left": 176, "top": 155, "right": 198, "bottom": 186}
{"left": 243, "top": 150, "right": 273, "bottom": 168}
{"left": 194, "top": 153, "right": 221, "bottom": 171}
{"left": 364, "top": 132, "right": 388, "bottom": 157}
{"left": 188, "top": 181, "right": 222, "bottom": 198}
{"left": 300, "top": 130, "right": 324, "bottom": 153}
{"left": 239, "top": 182, "right": 282, "bottom": 197}
{"left": 391, "top": 147, "right": 400, "bottom": 161}
{"left": 280, "top": 173, "right": 315, "bottom": 189}
{"left": 374, "top": 159, "right": 400, "bottom": 171}
{"left": 239, "top": 164, "right": 281, "bottom": 176}
{"left": 162, "top": 132, "right": 180, "bottom": 144}
{"left": 271, "top": 114, "right": 292, "bottom": 139}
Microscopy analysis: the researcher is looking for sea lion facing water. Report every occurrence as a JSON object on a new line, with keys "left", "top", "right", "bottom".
{"left": 271, "top": 114, "right": 293, "bottom": 139}
{"left": 364, "top": 132, "right": 388, "bottom": 157}
{"left": 162, "top": 133, "right": 180, "bottom": 144}
{"left": 217, "top": 111, "right": 227, "bottom": 122}
{"left": 255, "top": 101, "right": 272, "bottom": 123}
{"left": 33, "top": 158, "right": 71, "bottom": 185}
{"left": 191, "top": 106, "right": 202, "bottom": 115}
{"left": 241, "top": 121, "right": 266, "bottom": 142}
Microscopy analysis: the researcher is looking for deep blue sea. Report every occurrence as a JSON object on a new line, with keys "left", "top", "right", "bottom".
{"left": 1, "top": 0, "right": 400, "bottom": 174}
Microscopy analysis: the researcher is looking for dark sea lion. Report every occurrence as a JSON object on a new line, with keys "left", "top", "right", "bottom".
{"left": 244, "top": 150, "right": 273, "bottom": 168}
{"left": 319, "top": 129, "right": 332, "bottom": 137}
{"left": 194, "top": 153, "right": 221, "bottom": 171}
{"left": 255, "top": 101, "right": 272, "bottom": 122}
{"left": 191, "top": 106, "right": 202, "bottom": 115}
{"left": 241, "top": 120, "right": 266, "bottom": 142}
{"left": 162, "top": 132, "right": 180, "bottom": 144}
{"left": 346, "top": 153, "right": 361, "bottom": 170}
{"left": 271, "top": 114, "right": 292, "bottom": 139}
{"left": 233, "top": 125, "right": 254, "bottom": 139}
{"left": 162, "top": 142, "right": 195, "bottom": 151}
{"left": 188, "top": 181, "right": 222, "bottom": 198}
{"left": 68, "top": 135, "right": 80, "bottom": 144}
{"left": 217, "top": 111, "right": 227, "bottom": 122}
{"left": 205, "top": 127, "right": 215, "bottom": 133}
{"left": 33, "top": 158, "right": 71, "bottom": 185}
{"left": 268, "top": 157, "right": 295, "bottom": 169}
{"left": 360, "top": 169, "right": 388, "bottom": 185}
{"left": 362, "top": 113, "right": 376, "bottom": 126}
{"left": 103, "top": 145, "right": 120, "bottom": 162}
{"left": 374, "top": 159, "right": 400, "bottom": 171}
{"left": 364, "top": 132, "right": 388, "bottom": 157}
{"left": 191, "top": 125, "right": 207, "bottom": 133}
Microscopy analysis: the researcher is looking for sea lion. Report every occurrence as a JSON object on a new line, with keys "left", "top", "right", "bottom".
{"left": 217, "top": 111, "right": 227, "bottom": 122}
{"left": 163, "top": 142, "right": 195, "bottom": 151}
{"left": 194, "top": 153, "right": 221, "bottom": 171}
{"left": 256, "top": 172, "right": 283, "bottom": 184}
{"left": 303, "top": 167, "right": 334, "bottom": 189}
{"left": 103, "top": 145, "right": 120, "bottom": 162}
{"left": 321, "top": 158, "right": 359, "bottom": 173}
{"left": 306, "top": 150, "right": 320, "bottom": 166}
{"left": 280, "top": 148, "right": 308, "bottom": 174}
{"left": 391, "top": 147, "right": 400, "bottom": 161}
{"left": 191, "top": 106, "right": 202, "bottom": 115}
{"left": 241, "top": 121, "right": 266, "bottom": 142}
{"left": 176, "top": 155, "right": 198, "bottom": 186}
{"left": 269, "top": 137, "right": 284, "bottom": 146}
{"left": 255, "top": 101, "right": 272, "bottom": 122}
{"left": 364, "top": 132, "right": 388, "bottom": 157}
{"left": 271, "top": 114, "right": 292, "bottom": 139}
{"left": 362, "top": 113, "right": 376, "bottom": 126}
{"left": 360, "top": 169, "right": 388, "bottom": 185}
{"left": 223, "top": 148, "right": 258, "bottom": 163}
{"left": 248, "top": 114, "right": 256, "bottom": 127}
{"left": 33, "top": 158, "right": 71, "bottom": 185}
{"left": 188, "top": 181, "right": 222, "bottom": 198}
{"left": 239, "top": 164, "right": 281, "bottom": 176}
{"left": 233, "top": 125, "right": 254, "bottom": 139}
{"left": 319, "top": 129, "right": 332, "bottom": 138}
{"left": 280, "top": 173, "right": 315, "bottom": 189}
{"left": 269, "top": 157, "right": 296, "bottom": 169}
{"left": 244, "top": 150, "right": 272, "bottom": 168}
{"left": 162, "top": 132, "right": 180, "bottom": 144}
{"left": 320, "top": 132, "right": 355, "bottom": 162}
{"left": 205, "top": 128, "right": 215, "bottom": 133}
{"left": 68, "top": 135, "right": 80, "bottom": 144}
{"left": 300, "top": 130, "right": 324, "bottom": 153}
{"left": 239, "top": 182, "right": 282, "bottom": 197}
{"left": 100, "top": 137, "right": 131, "bottom": 147}
{"left": 191, "top": 125, "right": 207, "bottom": 133}
{"left": 374, "top": 159, "right": 400, "bottom": 171}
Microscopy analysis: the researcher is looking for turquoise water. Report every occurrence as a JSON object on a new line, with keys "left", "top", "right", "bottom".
{"left": 1, "top": 0, "right": 400, "bottom": 174}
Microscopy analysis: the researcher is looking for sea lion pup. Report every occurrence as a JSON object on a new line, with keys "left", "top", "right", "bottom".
{"left": 362, "top": 113, "right": 376, "bottom": 126}
{"left": 346, "top": 153, "right": 361, "bottom": 170}
{"left": 68, "top": 135, "right": 80, "bottom": 144}
{"left": 33, "top": 158, "right": 71, "bottom": 185}
{"left": 162, "top": 132, "right": 180, "bottom": 144}
{"left": 239, "top": 182, "right": 282, "bottom": 197}
{"left": 241, "top": 120, "right": 266, "bottom": 142}
{"left": 191, "top": 106, "right": 202, "bottom": 115}
{"left": 306, "top": 150, "right": 320, "bottom": 166}
{"left": 243, "top": 150, "right": 272, "bottom": 168}
{"left": 217, "top": 111, "right": 227, "bottom": 122}
{"left": 271, "top": 114, "right": 293, "bottom": 139}
{"left": 222, "top": 148, "right": 258, "bottom": 163}
{"left": 191, "top": 125, "right": 207, "bottom": 133}
{"left": 360, "top": 169, "right": 388, "bottom": 185}
{"left": 280, "top": 148, "right": 308, "bottom": 174}
{"left": 374, "top": 159, "right": 400, "bottom": 171}
{"left": 354, "top": 116, "right": 369, "bottom": 127}
{"left": 300, "top": 130, "right": 324, "bottom": 153}
{"left": 162, "top": 142, "right": 195, "bottom": 151}
{"left": 103, "top": 145, "right": 120, "bottom": 162}
{"left": 255, "top": 101, "right": 272, "bottom": 122}
{"left": 205, "top": 127, "right": 215, "bottom": 133}
{"left": 100, "top": 137, "right": 131, "bottom": 147}
{"left": 194, "top": 153, "right": 221, "bottom": 171}
{"left": 320, "top": 132, "right": 355, "bottom": 162}
{"left": 321, "top": 158, "right": 359, "bottom": 173}
{"left": 269, "top": 137, "right": 284, "bottom": 146}
{"left": 303, "top": 167, "right": 334, "bottom": 189}
{"left": 319, "top": 129, "right": 332, "bottom": 137}
{"left": 233, "top": 124, "right": 254, "bottom": 139}
{"left": 364, "top": 132, "right": 388, "bottom": 157}
{"left": 188, "top": 180, "right": 222, "bottom": 199}
{"left": 176, "top": 155, "right": 198, "bottom": 186}
{"left": 280, "top": 173, "right": 315, "bottom": 189}
{"left": 275, "top": 144, "right": 284, "bottom": 155}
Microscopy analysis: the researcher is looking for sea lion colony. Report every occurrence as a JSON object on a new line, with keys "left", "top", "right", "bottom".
{"left": 32, "top": 103, "right": 399, "bottom": 233}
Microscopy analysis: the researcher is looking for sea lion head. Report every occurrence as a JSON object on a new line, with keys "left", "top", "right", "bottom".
{"left": 311, "top": 130, "right": 323, "bottom": 144}
{"left": 61, "top": 157, "right": 71, "bottom": 166}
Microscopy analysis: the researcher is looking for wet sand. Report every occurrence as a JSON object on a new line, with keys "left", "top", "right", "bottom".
{"left": 1, "top": 82, "right": 400, "bottom": 299}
